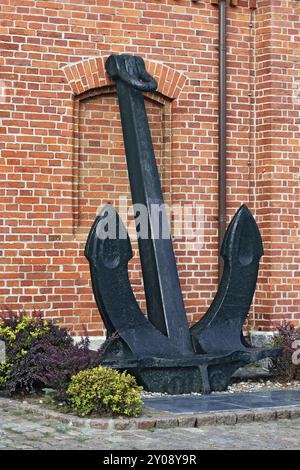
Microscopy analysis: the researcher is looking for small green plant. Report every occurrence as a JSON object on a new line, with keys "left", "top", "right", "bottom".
{"left": 67, "top": 367, "right": 143, "bottom": 418}
{"left": 0, "top": 363, "right": 11, "bottom": 386}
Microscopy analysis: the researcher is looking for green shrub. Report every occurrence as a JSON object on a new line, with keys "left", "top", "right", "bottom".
{"left": 0, "top": 312, "right": 50, "bottom": 358}
{"left": 67, "top": 367, "right": 143, "bottom": 417}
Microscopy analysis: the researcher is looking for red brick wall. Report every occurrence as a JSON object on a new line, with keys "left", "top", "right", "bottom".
{"left": 0, "top": 0, "right": 299, "bottom": 336}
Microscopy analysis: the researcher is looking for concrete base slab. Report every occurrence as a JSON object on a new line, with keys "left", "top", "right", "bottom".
{"left": 143, "top": 389, "right": 300, "bottom": 414}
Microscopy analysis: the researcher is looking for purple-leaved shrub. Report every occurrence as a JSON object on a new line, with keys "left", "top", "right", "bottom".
{"left": 271, "top": 320, "right": 300, "bottom": 381}
{"left": 0, "top": 308, "right": 98, "bottom": 396}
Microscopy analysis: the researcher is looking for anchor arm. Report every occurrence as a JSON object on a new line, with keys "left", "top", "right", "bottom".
{"left": 85, "top": 204, "right": 183, "bottom": 360}
{"left": 190, "top": 205, "right": 264, "bottom": 354}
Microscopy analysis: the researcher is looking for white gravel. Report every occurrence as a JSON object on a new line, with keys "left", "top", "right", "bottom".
{"left": 141, "top": 379, "right": 300, "bottom": 398}
{"left": 224, "top": 379, "right": 300, "bottom": 394}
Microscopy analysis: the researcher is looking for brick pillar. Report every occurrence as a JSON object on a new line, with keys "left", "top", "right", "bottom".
{"left": 254, "top": 0, "right": 300, "bottom": 330}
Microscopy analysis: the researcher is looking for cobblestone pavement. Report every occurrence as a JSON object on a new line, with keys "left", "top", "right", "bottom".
{"left": 0, "top": 404, "right": 299, "bottom": 450}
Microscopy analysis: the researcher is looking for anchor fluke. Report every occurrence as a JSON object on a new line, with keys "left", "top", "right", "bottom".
{"left": 190, "top": 205, "right": 264, "bottom": 354}
{"left": 85, "top": 204, "right": 183, "bottom": 362}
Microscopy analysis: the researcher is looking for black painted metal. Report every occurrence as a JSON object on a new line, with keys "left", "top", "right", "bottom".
{"left": 105, "top": 54, "right": 193, "bottom": 355}
{"left": 85, "top": 204, "right": 182, "bottom": 360}
{"left": 84, "top": 54, "right": 281, "bottom": 394}
{"left": 191, "top": 205, "right": 264, "bottom": 354}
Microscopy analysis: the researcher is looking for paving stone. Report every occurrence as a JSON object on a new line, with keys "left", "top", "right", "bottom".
{"left": 89, "top": 420, "right": 110, "bottom": 430}
{"left": 155, "top": 417, "right": 178, "bottom": 429}
{"left": 177, "top": 415, "right": 197, "bottom": 428}
{"left": 135, "top": 418, "right": 157, "bottom": 430}
{"left": 113, "top": 420, "right": 132, "bottom": 430}
{"left": 254, "top": 409, "right": 277, "bottom": 422}
{"left": 290, "top": 408, "right": 300, "bottom": 419}
{"left": 196, "top": 413, "right": 216, "bottom": 426}
{"left": 235, "top": 410, "right": 255, "bottom": 423}
{"left": 275, "top": 408, "right": 291, "bottom": 420}
{"left": 215, "top": 412, "right": 237, "bottom": 425}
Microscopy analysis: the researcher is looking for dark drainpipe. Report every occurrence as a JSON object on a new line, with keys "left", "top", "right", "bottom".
{"left": 218, "top": 0, "right": 227, "bottom": 278}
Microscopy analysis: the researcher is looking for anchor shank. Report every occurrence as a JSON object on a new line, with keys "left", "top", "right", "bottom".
{"left": 106, "top": 54, "right": 193, "bottom": 354}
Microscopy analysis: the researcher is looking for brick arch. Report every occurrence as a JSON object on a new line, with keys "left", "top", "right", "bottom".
{"left": 63, "top": 56, "right": 187, "bottom": 100}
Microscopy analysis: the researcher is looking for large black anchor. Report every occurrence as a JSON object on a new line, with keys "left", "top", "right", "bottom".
{"left": 85, "top": 54, "right": 280, "bottom": 394}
